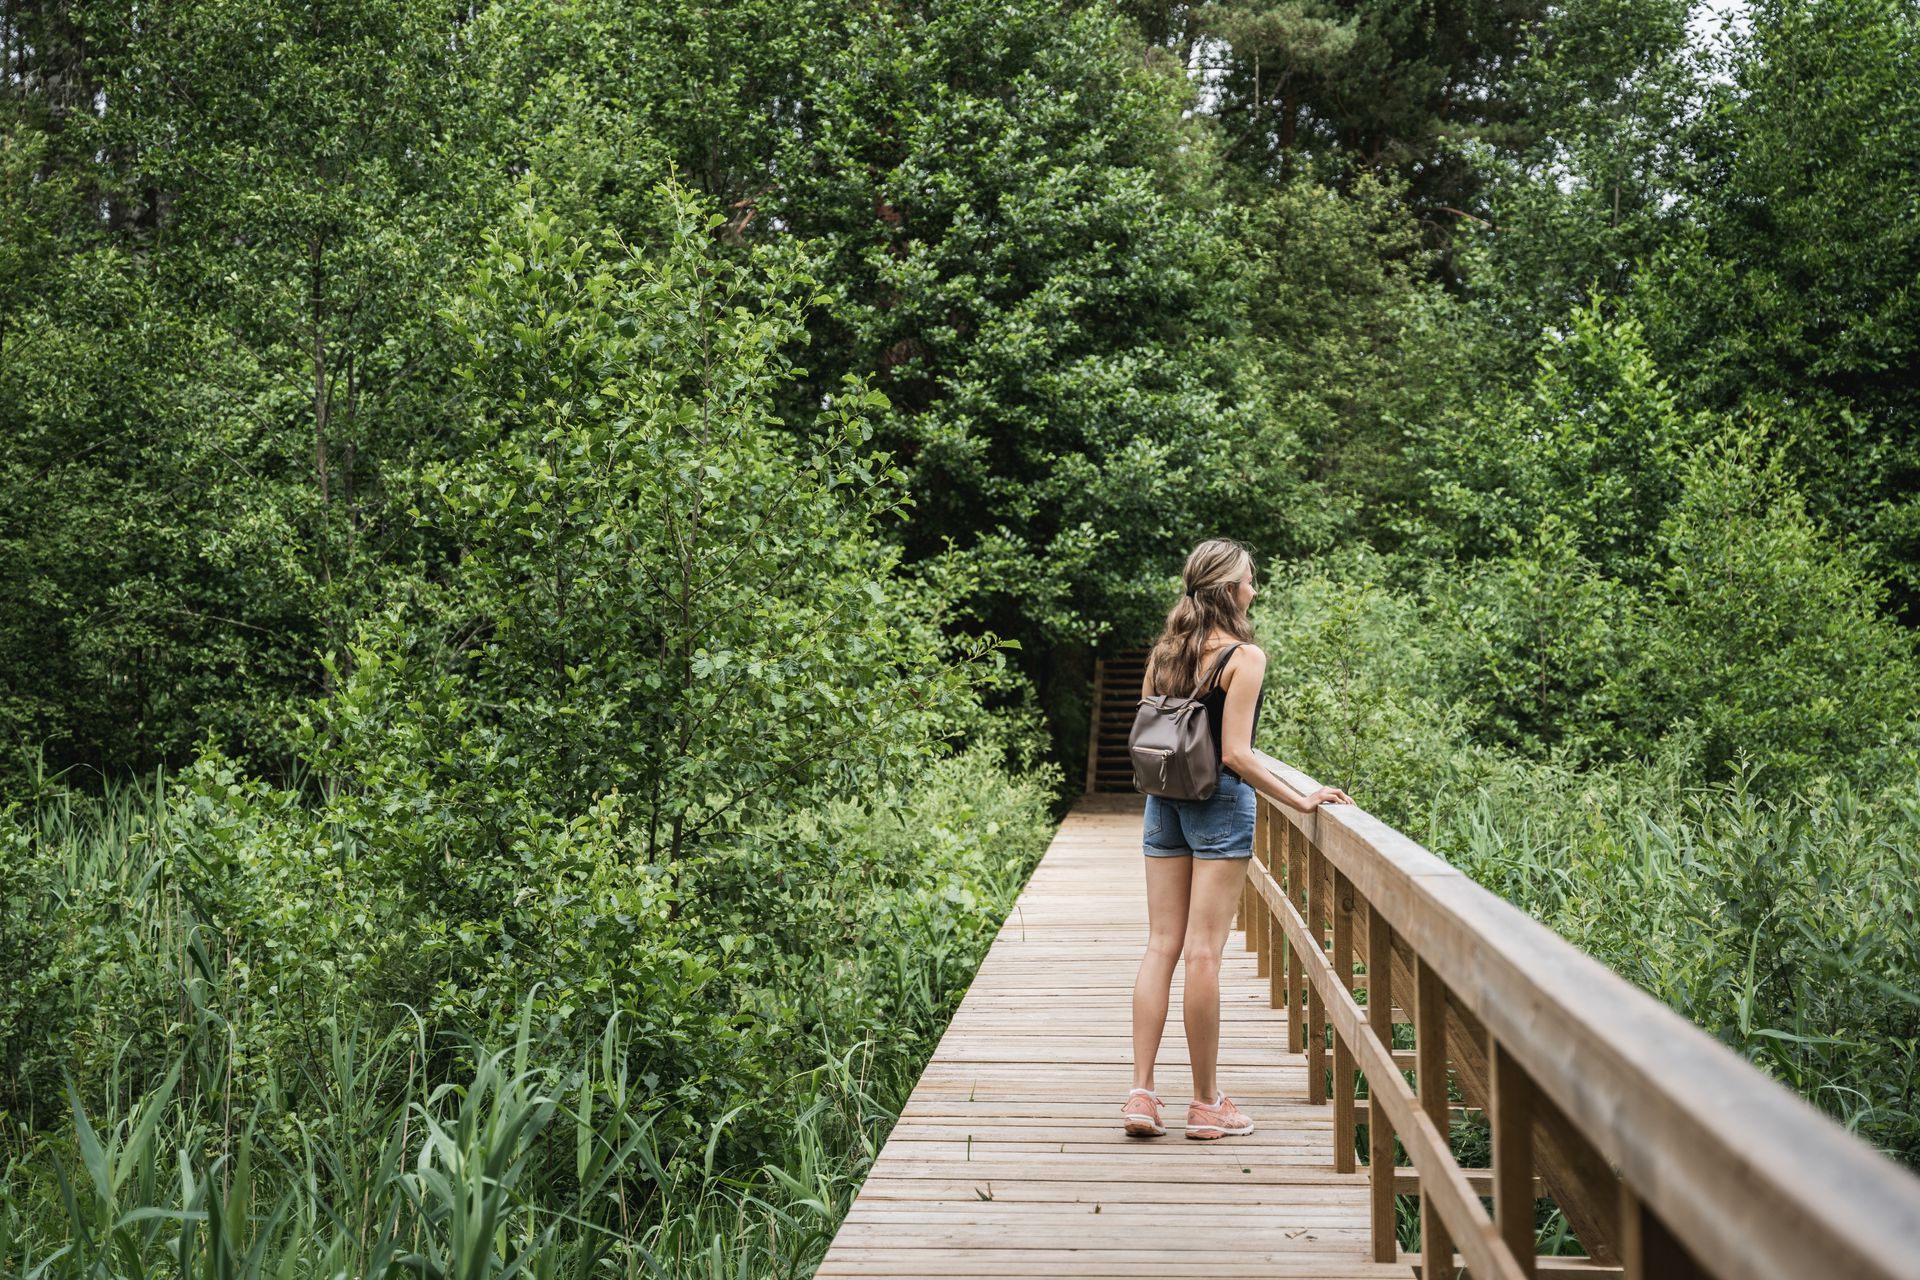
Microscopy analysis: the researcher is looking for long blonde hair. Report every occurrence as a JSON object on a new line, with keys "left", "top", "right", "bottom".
{"left": 1146, "top": 538, "right": 1256, "bottom": 696}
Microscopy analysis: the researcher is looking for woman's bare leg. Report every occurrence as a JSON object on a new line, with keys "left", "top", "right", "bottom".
{"left": 1131, "top": 854, "right": 1193, "bottom": 1092}
{"left": 1182, "top": 856, "right": 1252, "bottom": 1102}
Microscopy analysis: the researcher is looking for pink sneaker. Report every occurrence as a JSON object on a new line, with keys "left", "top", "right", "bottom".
{"left": 1186, "top": 1093, "right": 1254, "bottom": 1139}
{"left": 1120, "top": 1088, "right": 1165, "bottom": 1137}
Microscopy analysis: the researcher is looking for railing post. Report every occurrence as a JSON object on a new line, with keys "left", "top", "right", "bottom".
{"left": 1306, "top": 838, "right": 1328, "bottom": 1106}
{"left": 1619, "top": 1184, "right": 1713, "bottom": 1280}
{"left": 1367, "top": 903, "right": 1397, "bottom": 1264}
{"left": 1240, "top": 822, "right": 1257, "bottom": 949}
{"left": 1415, "top": 956, "right": 1454, "bottom": 1280}
{"left": 1261, "top": 812, "right": 1283, "bottom": 1005}
{"left": 1333, "top": 871, "right": 1357, "bottom": 1171}
{"left": 1236, "top": 858, "right": 1249, "bottom": 939}
{"left": 1285, "top": 822, "right": 1305, "bottom": 1052}
{"left": 1492, "top": 1040, "right": 1538, "bottom": 1278}
{"left": 1253, "top": 803, "right": 1271, "bottom": 976}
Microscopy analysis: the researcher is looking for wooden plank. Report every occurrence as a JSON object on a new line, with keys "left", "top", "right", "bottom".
{"left": 1430, "top": 987, "right": 1620, "bottom": 1262}
{"left": 815, "top": 798, "right": 1416, "bottom": 1280}
{"left": 1264, "top": 814, "right": 1284, "bottom": 1009}
{"left": 1618, "top": 1184, "right": 1712, "bottom": 1280}
{"left": 1255, "top": 803, "right": 1273, "bottom": 977}
{"left": 1286, "top": 822, "right": 1306, "bottom": 1054}
{"left": 1308, "top": 838, "right": 1329, "bottom": 1106}
{"left": 1305, "top": 913, "right": 1526, "bottom": 1280}
{"left": 1395, "top": 1168, "right": 1543, "bottom": 1197}
{"left": 1418, "top": 1258, "right": 1623, "bottom": 1278}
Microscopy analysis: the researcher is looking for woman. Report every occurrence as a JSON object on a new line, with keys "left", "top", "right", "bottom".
{"left": 1120, "top": 538, "right": 1351, "bottom": 1139}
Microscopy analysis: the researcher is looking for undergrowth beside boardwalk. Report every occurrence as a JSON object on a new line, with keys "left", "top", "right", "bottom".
{"left": 0, "top": 749, "right": 1055, "bottom": 1279}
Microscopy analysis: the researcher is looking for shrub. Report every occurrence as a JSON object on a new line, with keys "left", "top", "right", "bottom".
{"left": 1636, "top": 427, "right": 1920, "bottom": 785}
{"left": 1424, "top": 516, "right": 1643, "bottom": 758}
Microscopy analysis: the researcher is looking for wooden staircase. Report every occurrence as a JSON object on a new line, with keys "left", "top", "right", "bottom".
{"left": 1084, "top": 650, "right": 1148, "bottom": 793}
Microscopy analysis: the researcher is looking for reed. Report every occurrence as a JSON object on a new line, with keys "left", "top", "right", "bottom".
{"left": 1, "top": 748, "right": 1055, "bottom": 1279}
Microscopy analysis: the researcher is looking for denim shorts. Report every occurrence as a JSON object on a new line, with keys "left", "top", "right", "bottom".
{"left": 1142, "top": 770, "right": 1256, "bottom": 860}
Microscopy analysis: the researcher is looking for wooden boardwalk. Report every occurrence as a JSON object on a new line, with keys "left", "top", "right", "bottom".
{"left": 817, "top": 796, "right": 1415, "bottom": 1279}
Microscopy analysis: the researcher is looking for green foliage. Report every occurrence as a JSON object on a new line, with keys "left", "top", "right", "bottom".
{"left": 10, "top": 0, "right": 1920, "bottom": 1264}
{"left": 0, "top": 801, "right": 63, "bottom": 1116}
{"left": 468, "top": 0, "right": 815, "bottom": 224}
{"left": 0, "top": 247, "right": 314, "bottom": 775}
{"left": 0, "top": 0, "right": 501, "bottom": 779}
{"left": 343, "top": 187, "right": 947, "bottom": 831}
{"left": 1634, "top": 430, "right": 1920, "bottom": 781}
{"left": 1251, "top": 555, "right": 1459, "bottom": 802}
{"left": 774, "top": 0, "right": 1249, "bottom": 648}
{"left": 1425, "top": 517, "right": 1641, "bottom": 757}
{"left": 1634, "top": 0, "right": 1920, "bottom": 605}
{"left": 0, "top": 747, "right": 1054, "bottom": 1278}
{"left": 273, "top": 185, "right": 1021, "bottom": 1139}
{"left": 0, "top": 164, "right": 1060, "bottom": 1275}
{"left": 1235, "top": 172, "right": 1467, "bottom": 551}
{"left": 1256, "top": 573, "right": 1920, "bottom": 1165}
{"left": 1414, "top": 299, "right": 1708, "bottom": 578}
{"left": 1197, "top": 0, "right": 1542, "bottom": 197}
{"left": 0, "top": 769, "right": 187, "bottom": 1125}
{"left": 1458, "top": 0, "right": 1698, "bottom": 329}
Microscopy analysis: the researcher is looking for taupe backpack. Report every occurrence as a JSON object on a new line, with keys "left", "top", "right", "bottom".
{"left": 1127, "top": 644, "right": 1243, "bottom": 801}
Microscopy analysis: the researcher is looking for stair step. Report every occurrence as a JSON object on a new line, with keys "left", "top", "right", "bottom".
{"left": 1088, "top": 651, "right": 1152, "bottom": 794}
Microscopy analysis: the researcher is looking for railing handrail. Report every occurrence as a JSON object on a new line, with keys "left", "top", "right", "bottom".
{"left": 1249, "top": 749, "right": 1920, "bottom": 1280}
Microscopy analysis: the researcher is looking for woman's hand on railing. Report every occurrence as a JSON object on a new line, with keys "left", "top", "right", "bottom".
{"left": 1240, "top": 749, "right": 1353, "bottom": 813}
{"left": 1307, "top": 785, "right": 1352, "bottom": 810}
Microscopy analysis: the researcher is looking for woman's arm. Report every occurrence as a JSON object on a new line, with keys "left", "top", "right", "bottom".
{"left": 1218, "top": 646, "right": 1353, "bottom": 813}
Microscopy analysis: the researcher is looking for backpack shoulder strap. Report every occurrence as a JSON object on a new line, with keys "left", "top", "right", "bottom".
{"left": 1198, "top": 642, "right": 1245, "bottom": 694}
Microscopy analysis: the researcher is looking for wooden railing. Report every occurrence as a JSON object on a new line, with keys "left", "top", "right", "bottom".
{"left": 1242, "top": 750, "right": 1920, "bottom": 1280}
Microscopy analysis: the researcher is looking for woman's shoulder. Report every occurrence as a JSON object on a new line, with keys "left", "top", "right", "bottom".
{"left": 1205, "top": 634, "right": 1265, "bottom": 661}
{"left": 1212, "top": 638, "right": 1266, "bottom": 685}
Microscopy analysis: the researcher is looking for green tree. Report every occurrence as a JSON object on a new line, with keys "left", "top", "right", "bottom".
{"left": 1636, "top": 0, "right": 1920, "bottom": 611}
{"left": 774, "top": 0, "right": 1251, "bottom": 664}
{"left": 0, "top": 0, "right": 501, "bottom": 780}
{"left": 1237, "top": 172, "right": 1468, "bottom": 552}
{"left": 1459, "top": 0, "right": 1697, "bottom": 334}
{"left": 304, "top": 187, "right": 998, "bottom": 1041}
{"left": 1412, "top": 298, "right": 1708, "bottom": 581}
{"left": 464, "top": 0, "right": 817, "bottom": 233}
{"left": 1634, "top": 429, "right": 1918, "bottom": 784}
{"left": 1426, "top": 517, "right": 1641, "bottom": 757}
{"left": 105, "top": 0, "right": 498, "bottom": 676}
{"left": 1196, "top": 0, "right": 1543, "bottom": 237}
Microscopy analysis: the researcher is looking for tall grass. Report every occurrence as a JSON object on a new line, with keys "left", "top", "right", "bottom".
{"left": 1, "top": 1011, "right": 897, "bottom": 1279}
{"left": 1, "top": 750, "right": 1056, "bottom": 1279}
{"left": 1416, "top": 753, "right": 1920, "bottom": 1159}
{"left": 0, "top": 962, "right": 955, "bottom": 1280}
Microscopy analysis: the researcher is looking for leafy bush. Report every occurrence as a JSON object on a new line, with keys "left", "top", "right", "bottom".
{"left": 1424, "top": 516, "right": 1642, "bottom": 757}
{"left": 1633, "top": 428, "right": 1920, "bottom": 783}
{"left": 1414, "top": 300, "right": 1709, "bottom": 579}
{"left": 0, "top": 184, "right": 1060, "bottom": 1277}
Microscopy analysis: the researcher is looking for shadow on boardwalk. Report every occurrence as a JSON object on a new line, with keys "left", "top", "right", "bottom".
{"left": 817, "top": 796, "right": 1414, "bottom": 1279}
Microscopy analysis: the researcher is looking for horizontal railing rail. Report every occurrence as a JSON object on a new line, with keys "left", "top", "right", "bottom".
{"left": 1243, "top": 749, "right": 1920, "bottom": 1280}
